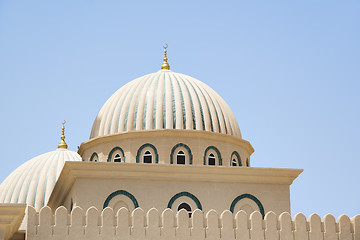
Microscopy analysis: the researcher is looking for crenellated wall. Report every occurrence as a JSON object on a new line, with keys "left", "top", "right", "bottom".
{"left": 27, "top": 206, "right": 360, "bottom": 240}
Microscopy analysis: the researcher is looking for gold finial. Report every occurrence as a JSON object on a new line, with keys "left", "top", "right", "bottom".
{"left": 161, "top": 44, "right": 170, "bottom": 70}
{"left": 58, "top": 120, "right": 68, "bottom": 149}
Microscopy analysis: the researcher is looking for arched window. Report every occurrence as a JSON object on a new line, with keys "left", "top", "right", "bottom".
{"left": 90, "top": 152, "right": 99, "bottom": 162}
{"left": 136, "top": 143, "right": 158, "bottom": 163}
{"left": 208, "top": 153, "right": 216, "bottom": 166}
{"left": 143, "top": 151, "right": 152, "bottom": 163}
{"left": 177, "top": 150, "right": 186, "bottom": 165}
{"left": 230, "top": 151, "right": 241, "bottom": 167}
{"left": 114, "top": 154, "right": 121, "bottom": 162}
{"left": 168, "top": 192, "right": 202, "bottom": 217}
{"left": 246, "top": 158, "right": 250, "bottom": 167}
{"left": 107, "top": 147, "right": 125, "bottom": 163}
{"left": 203, "top": 146, "right": 222, "bottom": 166}
{"left": 232, "top": 158, "right": 237, "bottom": 166}
{"left": 177, "top": 202, "right": 192, "bottom": 217}
{"left": 170, "top": 143, "right": 193, "bottom": 165}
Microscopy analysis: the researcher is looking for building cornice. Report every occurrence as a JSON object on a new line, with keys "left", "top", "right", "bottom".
{"left": 0, "top": 204, "right": 26, "bottom": 240}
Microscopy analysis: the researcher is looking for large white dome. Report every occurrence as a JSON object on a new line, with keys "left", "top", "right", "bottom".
{"left": 0, "top": 149, "right": 82, "bottom": 211}
{"left": 90, "top": 70, "right": 242, "bottom": 139}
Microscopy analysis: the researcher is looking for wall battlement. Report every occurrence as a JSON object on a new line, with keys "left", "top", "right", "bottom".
{"left": 27, "top": 206, "right": 360, "bottom": 240}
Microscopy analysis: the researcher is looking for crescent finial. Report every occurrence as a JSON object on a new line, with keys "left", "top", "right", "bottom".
{"left": 161, "top": 44, "right": 170, "bottom": 70}
{"left": 58, "top": 120, "right": 68, "bottom": 149}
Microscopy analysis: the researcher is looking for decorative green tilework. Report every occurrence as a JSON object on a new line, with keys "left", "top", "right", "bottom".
{"left": 136, "top": 143, "right": 159, "bottom": 163}
{"left": 107, "top": 147, "right": 125, "bottom": 162}
{"left": 103, "top": 190, "right": 139, "bottom": 209}
{"left": 203, "top": 146, "right": 222, "bottom": 165}
{"left": 230, "top": 193, "right": 265, "bottom": 218}
{"left": 167, "top": 191, "right": 202, "bottom": 210}
{"left": 170, "top": 143, "right": 193, "bottom": 164}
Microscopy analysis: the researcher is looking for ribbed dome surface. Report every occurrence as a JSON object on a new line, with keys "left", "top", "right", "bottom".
{"left": 0, "top": 149, "right": 82, "bottom": 211}
{"left": 90, "top": 70, "right": 241, "bottom": 139}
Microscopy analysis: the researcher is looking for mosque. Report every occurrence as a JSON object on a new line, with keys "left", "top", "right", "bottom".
{"left": 0, "top": 46, "right": 357, "bottom": 240}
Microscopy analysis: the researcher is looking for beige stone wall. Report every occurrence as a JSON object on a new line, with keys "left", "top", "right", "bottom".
{"left": 27, "top": 206, "right": 360, "bottom": 240}
{"left": 79, "top": 130, "right": 254, "bottom": 167}
{"left": 64, "top": 177, "right": 290, "bottom": 216}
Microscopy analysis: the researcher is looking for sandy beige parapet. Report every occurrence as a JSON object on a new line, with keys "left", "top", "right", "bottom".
{"left": 27, "top": 206, "right": 360, "bottom": 240}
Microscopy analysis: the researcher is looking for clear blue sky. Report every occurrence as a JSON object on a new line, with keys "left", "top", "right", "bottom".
{"left": 0, "top": 1, "right": 359, "bottom": 218}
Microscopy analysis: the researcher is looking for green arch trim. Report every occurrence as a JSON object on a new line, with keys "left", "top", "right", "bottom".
{"left": 230, "top": 193, "right": 265, "bottom": 218}
{"left": 170, "top": 143, "right": 193, "bottom": 164}
{"left": 231, "top": 151, "right": 241, "bottom": 166}
{"left": 103, "top": 190, "right": 139, "bottom": 209}
{"left": 167, "top": 191, "right": 202, "bottom": 210}
{"left": 107, "top": 147, "right": 125, "bottom": 162}
{"left": 136, "top": 143, "right": 159, "bottom": 163}
{"left": 90, "top": 152, "right": 98, "bottom": 162}
{"left": 203, "top": 146, "right": 222, "bottom": 165}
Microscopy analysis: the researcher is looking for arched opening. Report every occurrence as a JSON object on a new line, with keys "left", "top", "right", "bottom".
{"left": 208, "top": 153, "right": 216, "bottom": 166}
{"left": 232, "top": 158, "right": 237, "bottom": 166}
{"left": 114, "top": 154, "right": 121, "bottom": 162}
{"left": 143, "top": 151, "right": 152, "bottom": 163}
{"left": 246, "top": 158, "right": 249, "bottom": 167}
{"left": 170, "top": 143, "right": 193, "bottom": 165}
{"left": 90, "top": 152, "right": 99, "bottom": 162}
{"left": 136, "top": 143, "right": 158, "bottom": 163}
{"left": 203, "top": 146, "right": 222, "bottom": 166}
{"left": 177, "top": 202, "right": 192, "bottom": 217}
{"left": 177, "top": 150, "right": 185, "bottom": 164}
{"left": 107, "top": 147, "right": 125, "bottom": 163}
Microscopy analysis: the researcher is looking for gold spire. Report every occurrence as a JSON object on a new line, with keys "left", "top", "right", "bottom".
{"left": 161, "top": 44, "right": 170, "bottom": 70}
{"left": 58, "top": 120, "right": 68, "bottom": 149}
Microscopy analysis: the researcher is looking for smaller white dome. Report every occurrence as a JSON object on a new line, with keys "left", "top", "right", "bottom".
{"left": 0, "top": 149, "right": 82, "bottom": 211}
